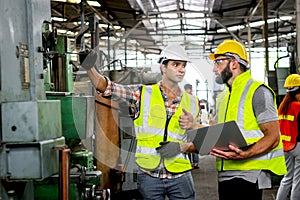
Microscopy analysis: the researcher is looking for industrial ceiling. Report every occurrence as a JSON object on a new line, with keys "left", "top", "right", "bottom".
{"left": 50, "top": 0, "right": 297, "bottom": 62}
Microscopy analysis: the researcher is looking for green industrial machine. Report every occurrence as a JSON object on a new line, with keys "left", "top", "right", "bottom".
{"left": 0, "top": 1, "right": 105, "bottom": 199}
{"left": 0, "top": 1, "right": 160, "bottom": 199}
{"left": 0, "top": 0, "right": 64, "bottom": 199}
{"left": 37, "top": 15, "right": 107, "bottom": 200}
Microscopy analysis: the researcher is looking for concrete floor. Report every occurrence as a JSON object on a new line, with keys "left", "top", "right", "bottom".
{"left": 192, "top": 155, "right": 280, "bottom": 200}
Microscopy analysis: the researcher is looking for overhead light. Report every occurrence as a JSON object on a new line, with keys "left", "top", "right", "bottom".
{"left": 51, "top": 17, "right": 67, "bottom": 22}
{"left": 51, "top": 0, "right": 66, "bottom": 2}
{"left": 280, "top": 16, "right": 293, "bottom": 21}
{"left": 99, "top": 23, "right": 108, "bottom": 29}
{"left": 87, "top": 1, "right": 101, "bottom": 7}
{"left": 100, "top": 36, "right": 118, "bottom": 41}
{"left": 254, "top": 32, "right": 296, "bottom": 43}
{"left": 217, "top": 15, "right": 293, "bottom": 33}
{"left": 67, "top": 0, "right": 80, "bottom": 3}
{"left": 84, "top": 33, "right": 91, "bottom": 37}
{"left": 52, "top": 0, "right": 100, "bottom": 6}
{"left": 113, "top": 25, "right": 122, "bottom": 29}
{"left": 57, "top": 29, "right": 75, "bottom": 35}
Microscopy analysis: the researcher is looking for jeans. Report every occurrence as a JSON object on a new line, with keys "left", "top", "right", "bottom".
{"left": 137, "top": 170, "right": 196, "bottom": 200}
{"left": 276, "top": 142, "right": 300, "bottom": 200}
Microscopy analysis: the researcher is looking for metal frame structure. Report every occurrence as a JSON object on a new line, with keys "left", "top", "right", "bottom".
{"left": 50, "top": 0, "right": 297, "bottom": 59}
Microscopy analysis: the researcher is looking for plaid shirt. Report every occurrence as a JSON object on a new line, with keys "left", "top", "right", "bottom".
{"left": 101, "top": 77, "right": 188, "bottom": 179}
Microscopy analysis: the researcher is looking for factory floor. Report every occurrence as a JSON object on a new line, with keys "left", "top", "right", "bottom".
{"left": 192, "top": 155, "right": 280, "bottom": 200}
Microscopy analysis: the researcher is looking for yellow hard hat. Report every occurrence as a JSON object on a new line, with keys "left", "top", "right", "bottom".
{"left": 284, "top": 74, "right": 300, "bottom": 92}
{"left": 208, "top": 40, "right": 249, "bottom": 67}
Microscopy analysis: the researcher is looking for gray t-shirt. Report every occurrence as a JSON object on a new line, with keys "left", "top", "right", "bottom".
{"left": 218, "top": 85, "right": 278, "bottom": 189}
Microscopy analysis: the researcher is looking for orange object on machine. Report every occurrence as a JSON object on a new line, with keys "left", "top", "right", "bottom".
{"left": 94, "top": 95, "right": 120, "bottom": 189}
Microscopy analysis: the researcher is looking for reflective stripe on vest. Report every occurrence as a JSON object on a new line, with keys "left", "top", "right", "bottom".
{"left": 216, "top": 71, "right": 286, "bottom": 176}
{"left": 279, "top": 115, "right": 294, "bottom": 121}
{"left": 281, "top": 135, "right": 291, "bottom": 142}
{"left": 279, "top": 113, "right": 294, "bottom": 143}
{"left": 134, "top": 84, "right": 199, "bottom": 172}
{"left": 278, "top": 101, "right": 300, "bottom": 151}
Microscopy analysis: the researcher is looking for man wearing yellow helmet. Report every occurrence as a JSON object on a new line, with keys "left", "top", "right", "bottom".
{"left": 276, "top": 74, "right": 300, "bottom": 200}
{"left": 208, "top": 40, "right": 249, "bottom": 84}
{"left": 145, "top": 40, "right": 287, "bottom": 199}
{"left": 207, "top": 40, "right": 286, "bottom": 200}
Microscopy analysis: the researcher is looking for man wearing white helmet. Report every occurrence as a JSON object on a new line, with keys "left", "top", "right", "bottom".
{"left": 80, "top": 44, "right": 200, "bottom": 200}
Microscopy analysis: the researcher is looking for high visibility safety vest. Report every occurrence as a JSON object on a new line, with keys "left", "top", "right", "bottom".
{"left": 279, "top": 101, "right": 300, "bottom": 151}
{"left": 216, "top": 71, "right": 287, "bottom": 176}
{"left": 134, "top": 84, "right": 199, "bottom": 173}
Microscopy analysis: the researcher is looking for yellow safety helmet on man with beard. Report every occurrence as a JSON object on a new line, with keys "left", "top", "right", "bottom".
{"left": 208, "top": 40, "right": 249, "bottom": 68}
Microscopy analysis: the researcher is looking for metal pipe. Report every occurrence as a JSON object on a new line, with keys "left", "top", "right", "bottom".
{"left": 80, "top": 0, "right": 85, "bottom": 50}
{"left": 125, "top": 38, "right": 128, "bottom": 66}
{"left": 112, "top": 21, "right": 142, "bottom": 50}
{"left": 214, "top": 20, "right": 241, "bottom": 43}
{"left": 61, "top": 148, "right": 70, "bottom": 200}
{"left": 107, "top": 24, "right": 111, "bottom": 69}
{"left": 262, "top": 0, "right": 269, "bottom": 77}
{"left": 56, "top": 146, "right": 70, "bottom": 200}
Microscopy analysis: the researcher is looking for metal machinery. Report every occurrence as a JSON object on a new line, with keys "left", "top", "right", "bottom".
{"left": 0, "top": 0, "right": 104, "bottom": 199}
{"left": 0, "top": 1, "right": 162, "bottom": 199}
{"left": 0, "top": 0, "right": 62, "bottom": 199}
{"left": 268, "top": 39, "right": 298, "bottom": 104}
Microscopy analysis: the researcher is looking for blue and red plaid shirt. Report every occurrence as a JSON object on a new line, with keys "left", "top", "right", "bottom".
{"left": 100, "top": 77, "right": 189, "bottom": 178}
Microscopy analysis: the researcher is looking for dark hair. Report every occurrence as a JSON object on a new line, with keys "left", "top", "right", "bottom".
{"left": 158, "top": 58, "right": 169, "bottom": 75}
{"left": 278, "top": 92, "right": 299, "bottom": 115}
{"left": 184, "top": 84, "right": 192, "bottom": 90}
{"left": 158, "top": 57, "right": 169, "bottom": 66}
{"left": 239, "top": 63, "right": 248, "bottom": 72}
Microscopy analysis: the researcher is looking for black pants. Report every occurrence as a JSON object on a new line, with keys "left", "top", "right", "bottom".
{"left": 218, "top": 178, "right": 262, "bottom": 200}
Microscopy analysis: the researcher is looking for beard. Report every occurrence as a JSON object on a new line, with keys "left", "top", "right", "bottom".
{"left": 215, "top": 62, "right": 233, "bottom": 84}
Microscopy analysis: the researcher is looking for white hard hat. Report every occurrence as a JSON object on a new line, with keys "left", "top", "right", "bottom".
{"left": 159, "top": 44, "right": 189, "bottom": 62}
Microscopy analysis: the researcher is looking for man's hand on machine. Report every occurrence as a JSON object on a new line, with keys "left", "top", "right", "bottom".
{"left": 79, "top": 49, "right": 98, "bottom": 70}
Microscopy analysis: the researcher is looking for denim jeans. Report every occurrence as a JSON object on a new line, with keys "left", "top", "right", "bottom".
{"left": 137, "top": 170, "right": 196, "bottom": 200}
{"left": 276, "top": 142, "right": 300, "bottom": 200}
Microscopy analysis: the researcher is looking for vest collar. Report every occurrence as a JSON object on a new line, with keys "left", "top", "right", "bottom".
{"left": 231, "top": 70, "right": 251, "bottom": 90}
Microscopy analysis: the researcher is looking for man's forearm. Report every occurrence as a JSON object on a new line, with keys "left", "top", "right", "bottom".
{"left": 244, "top": 121, "right": 280, "bottom": 158}
{"left": 87, "top": 68, "right": 107, "bottom": 92}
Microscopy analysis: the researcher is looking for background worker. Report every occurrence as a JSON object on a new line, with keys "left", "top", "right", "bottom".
{"left": 276, "top": 74, "right": 300, "bottom": 200}
{"left": 81, "top": 44, "right": 200, "bottom": 200}
{"left": 160, "top": 40, "right": 287, "bottom": 200}
{"left": 184, "top": 83, "right": 200, "bottom": 169}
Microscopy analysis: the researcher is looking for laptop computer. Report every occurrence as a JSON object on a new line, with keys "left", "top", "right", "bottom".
{"left": 187, "top": 120, "right": 247, "bottom": 155}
